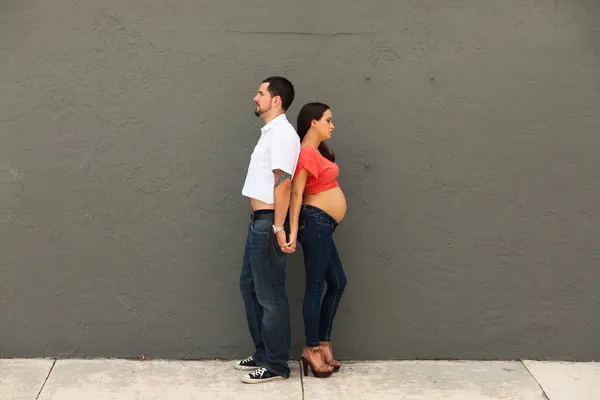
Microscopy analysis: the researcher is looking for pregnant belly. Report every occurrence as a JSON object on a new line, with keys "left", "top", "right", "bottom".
{"left": 303, "top": 187, "right": 347, "bottom": 223}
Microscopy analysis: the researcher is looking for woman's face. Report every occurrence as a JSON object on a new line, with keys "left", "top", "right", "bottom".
{"left": 314, "top": 109, "right": 334, "bottom": 141}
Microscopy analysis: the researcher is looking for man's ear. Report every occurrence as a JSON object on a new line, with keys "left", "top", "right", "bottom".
{"left": 272, "top": 95, "right": 282, "bottom": 109}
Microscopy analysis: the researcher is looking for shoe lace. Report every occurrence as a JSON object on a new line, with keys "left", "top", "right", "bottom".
{"left": 241, "top": 356, "right": 253, "bottom": 364}
{"left": 250, "top": 367, "right": 266, "bottom": 378}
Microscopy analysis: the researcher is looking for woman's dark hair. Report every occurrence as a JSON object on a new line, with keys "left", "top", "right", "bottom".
{"left": 296, "top": 102, "right": 335, "bottom": 162}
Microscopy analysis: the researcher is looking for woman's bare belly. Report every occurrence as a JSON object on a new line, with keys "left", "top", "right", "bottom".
{"left": 303, "top": 187, "right": 347, "bottom": 223}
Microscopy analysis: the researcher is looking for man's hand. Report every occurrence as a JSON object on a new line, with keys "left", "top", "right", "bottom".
{"left": 282, "top": 230, "right": 297, "bottom": 253}
{"left": 276, "top": 230, "right": 294, "bottom": 253}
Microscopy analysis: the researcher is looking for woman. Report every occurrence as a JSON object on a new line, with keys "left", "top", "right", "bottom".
{"left": 284, "top": 102, "right": 348, "bottom": 378}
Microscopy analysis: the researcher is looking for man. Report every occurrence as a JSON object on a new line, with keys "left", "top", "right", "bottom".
{"left": 235, "top": 76, "right": 300, "bottom": 383}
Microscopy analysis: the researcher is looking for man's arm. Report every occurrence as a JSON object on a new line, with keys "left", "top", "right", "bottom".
{"left": 273, "top": 169, "right": 292, "bottom": 229}
{"left": 269, "top": 131, "right": 299, "bottom": 249}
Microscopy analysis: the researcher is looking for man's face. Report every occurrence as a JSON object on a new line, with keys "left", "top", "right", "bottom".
{"left": 253, "top": 82, "right": 273, "bottom": 117}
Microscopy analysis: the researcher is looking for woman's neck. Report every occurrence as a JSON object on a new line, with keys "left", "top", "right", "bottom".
{"left": 302, "top": 131, "right": 321, "bottom": 150}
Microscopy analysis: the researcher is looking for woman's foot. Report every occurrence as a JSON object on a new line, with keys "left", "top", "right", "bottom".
{"left": 301, "top": 346, "right": 334, "bottom": 378}
{"left": 320, "top": 341, "right": 341, "bottom": 372}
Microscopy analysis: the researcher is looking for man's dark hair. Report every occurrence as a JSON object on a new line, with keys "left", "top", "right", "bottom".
{"left": 262, "top": 76, "right": 295, "bottom": 111}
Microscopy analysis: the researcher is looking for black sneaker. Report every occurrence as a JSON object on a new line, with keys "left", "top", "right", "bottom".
{"left": 233, "top": 356, "right": 259, "bottom": 371}
{"left": 241, "top": 367, "right": 286, "bottom": 384}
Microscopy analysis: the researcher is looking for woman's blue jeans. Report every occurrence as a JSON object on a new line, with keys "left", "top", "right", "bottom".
{"left": 298, "top": 205, "right": 347, "bottom": 347}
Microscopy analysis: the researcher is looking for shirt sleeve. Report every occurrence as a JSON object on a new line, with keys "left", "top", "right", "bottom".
{"left": 270, "top": 132, "right": 300, "bottom": 176}
{"left": 294, "top": 146, "right": 320, "bottom": 179}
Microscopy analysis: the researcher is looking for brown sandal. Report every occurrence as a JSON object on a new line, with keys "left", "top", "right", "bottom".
{"left": 320, "top": 341, "right": 341, "bottom": 372}
{"left": 301, "top": 346, "right": 334, "bottom": 378}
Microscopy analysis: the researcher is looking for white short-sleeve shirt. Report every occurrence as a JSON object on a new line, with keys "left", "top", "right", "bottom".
{"left": 242, "top": 114, "right": 301, "bottom": 204}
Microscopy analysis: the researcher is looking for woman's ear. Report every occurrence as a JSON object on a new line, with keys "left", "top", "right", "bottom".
{"left": 310, "top": 119, "right": 317, "bottom": 128}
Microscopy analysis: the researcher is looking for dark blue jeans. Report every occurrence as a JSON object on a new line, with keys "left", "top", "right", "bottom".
{"left": 298, "top": 205, "right": 347, "bottom": 347}
{"left": 239, "top": 213, "right": 291, "bottom": 377}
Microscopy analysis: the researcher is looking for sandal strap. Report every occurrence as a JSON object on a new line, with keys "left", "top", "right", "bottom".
{"left": 319, "top": 342, "right": 341, "bottom": 367}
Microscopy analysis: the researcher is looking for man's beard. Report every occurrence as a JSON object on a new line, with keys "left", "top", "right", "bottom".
{"left": 254, "top": 104, "right": 270, "bottom": 117}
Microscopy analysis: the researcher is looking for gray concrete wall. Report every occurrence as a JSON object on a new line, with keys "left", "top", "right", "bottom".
{"left": 1, "top": 0, "right": 599, "bottom": 361}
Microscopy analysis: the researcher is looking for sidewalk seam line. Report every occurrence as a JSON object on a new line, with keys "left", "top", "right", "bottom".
{"left": 36, "top": 358, "right": 56, "bottom": 400}
{"left": 299, "top": 360, "right": 305, "bottom": 400}
{"left": 521, "top": 360, "right": 550, "bottom": 400}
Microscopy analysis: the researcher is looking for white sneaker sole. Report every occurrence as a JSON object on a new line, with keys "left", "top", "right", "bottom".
{"left": 233, "top": 362, "right": 259, "bottom": 371}
{"left": 240, "top": 375, "right": 285, "bottom": 384}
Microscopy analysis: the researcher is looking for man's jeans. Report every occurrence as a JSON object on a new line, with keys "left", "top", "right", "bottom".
{"left": 239, "top": 214, "right": 291, "bottom": 377}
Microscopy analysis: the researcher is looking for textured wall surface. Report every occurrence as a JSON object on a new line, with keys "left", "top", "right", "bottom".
{"left": 1, "top": 0, "right": 599, "bottom": 360}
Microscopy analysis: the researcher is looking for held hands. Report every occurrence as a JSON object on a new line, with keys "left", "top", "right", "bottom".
{"left": 280, "top": 230, "right": 297, "bottom": 254}
{"left": 276, "top": 230, "right": 294, "bottom": 253}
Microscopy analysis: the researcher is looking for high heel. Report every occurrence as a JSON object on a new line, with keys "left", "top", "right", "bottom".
{"left": 320, "top": 341, "right": 341, "bottom": 372}
{"left": 301, "top": 346, "right": 334, "bottom": 378}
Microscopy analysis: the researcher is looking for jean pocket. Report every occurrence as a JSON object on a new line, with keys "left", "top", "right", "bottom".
{"left": 316, "top": 217, "right": 333, "bottom": 228}
{"left": 250, "top": 220, "right": 270, "bottom": 235}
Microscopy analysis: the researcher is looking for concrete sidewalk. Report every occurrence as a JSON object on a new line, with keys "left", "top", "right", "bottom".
{"left": 1, "top": 359, "right": 598, "bottom": 400}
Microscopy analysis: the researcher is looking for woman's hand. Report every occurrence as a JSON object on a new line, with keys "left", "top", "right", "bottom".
{"left": 276, "top": 230, "right": 291, "bottom": 252}
{"left": 281, "top": 230, "right": 297, "bottom": 254}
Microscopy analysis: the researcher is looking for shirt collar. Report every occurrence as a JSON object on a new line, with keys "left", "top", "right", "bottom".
{"left": 261, "top": 114, "right": 287, "bottom": 134}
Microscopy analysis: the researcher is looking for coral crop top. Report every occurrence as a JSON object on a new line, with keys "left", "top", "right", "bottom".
{"left": 293, "top": 146, "right": 339, "bottom": 195}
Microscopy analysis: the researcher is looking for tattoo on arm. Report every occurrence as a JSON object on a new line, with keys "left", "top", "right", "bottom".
{"left": 273, "top": 169, "right": 292, "bottom": 188}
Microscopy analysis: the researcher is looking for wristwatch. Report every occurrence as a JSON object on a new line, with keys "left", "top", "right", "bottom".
{"left": 272, "top": 225, "right": 284, "bottom": 233}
